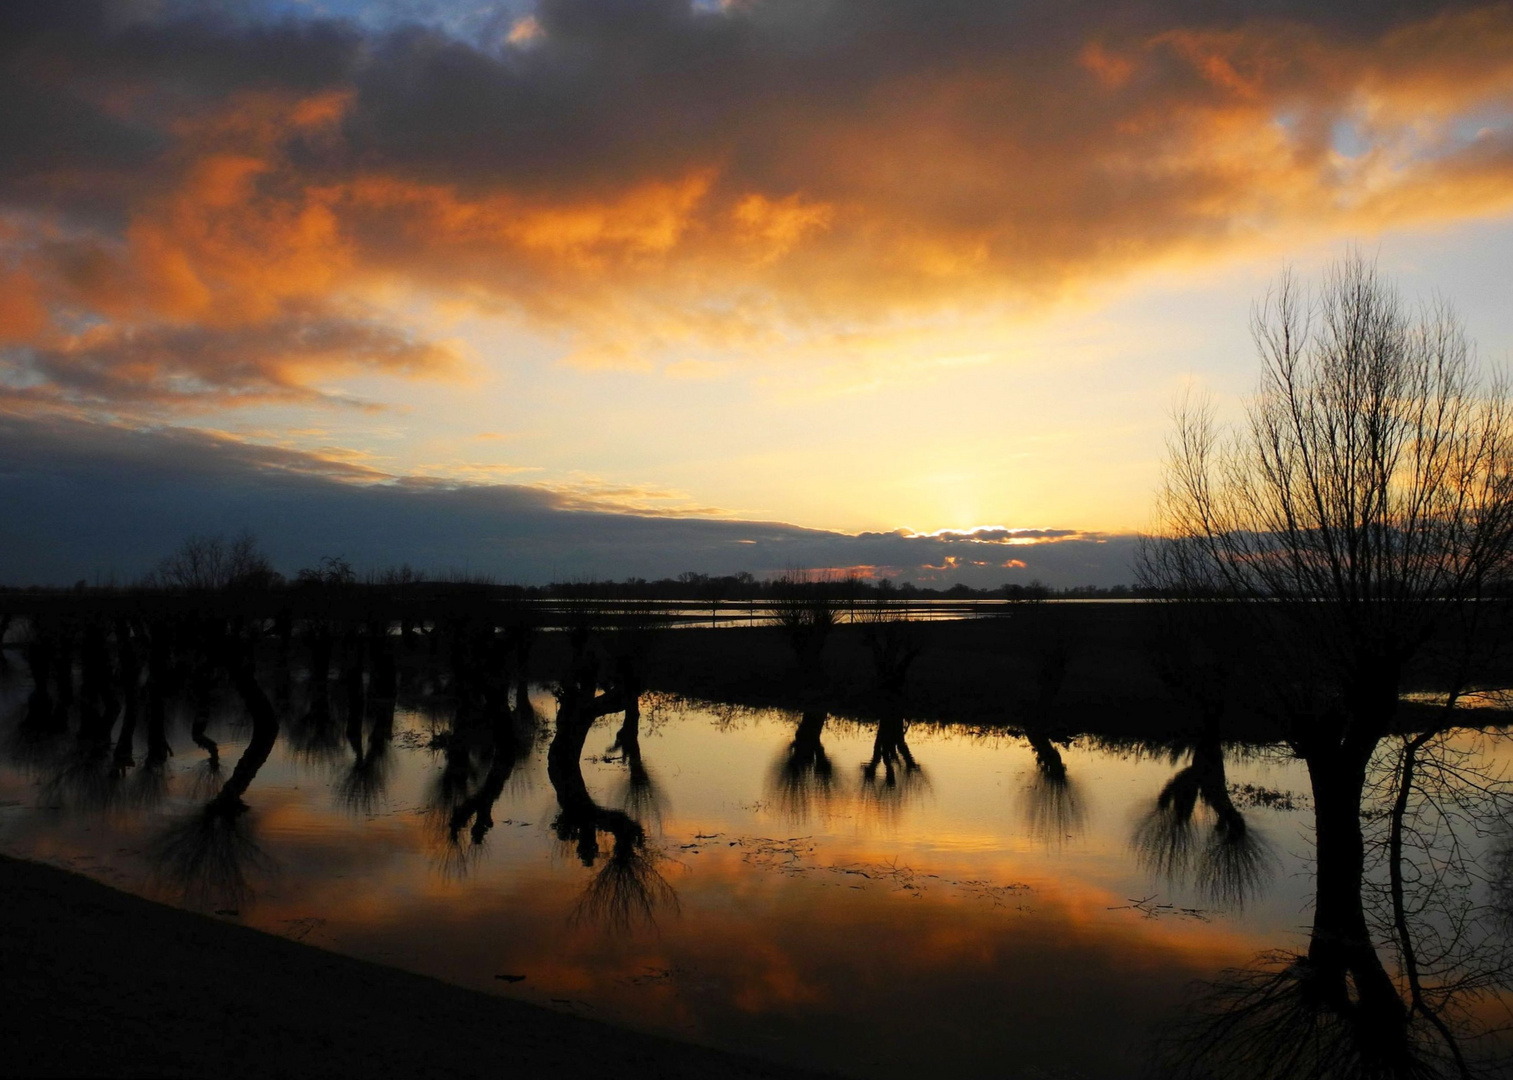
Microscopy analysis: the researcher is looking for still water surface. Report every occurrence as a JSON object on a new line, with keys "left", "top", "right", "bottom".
{"left": 1, "top": 663, "right": 1508, "bottom": 1078}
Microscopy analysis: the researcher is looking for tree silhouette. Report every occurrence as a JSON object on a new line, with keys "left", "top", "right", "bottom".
{"left": 1154, "top": 731, "right": 1513, "bottom": 1078}
{"left": 545, "top": 630, "right": 675, "bottom": 930}
{"left": 1144, "top": 253, "right": 1513, "bottom": 1077}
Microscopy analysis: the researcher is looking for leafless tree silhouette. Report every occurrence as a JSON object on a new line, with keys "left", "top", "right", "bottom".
{"left": 1143, "top": 252, "right": 1513, "bottom": 1078}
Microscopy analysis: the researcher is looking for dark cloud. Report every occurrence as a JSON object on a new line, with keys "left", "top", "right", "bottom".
{"left": 0, "top": 2, "right": 360, "bottom": 219}
{"left": 0, "top": 412, "right": 1137, "bottom": 587}
{"left": 8, "top": 311, "right": 455, "bottom": 409}
{"left": 3, "top": 0, "right": 1513, "bottom": 407}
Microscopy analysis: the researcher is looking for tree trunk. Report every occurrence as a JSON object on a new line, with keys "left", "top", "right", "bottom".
{"left": 1305, "top": 744, "right": 1409, "bottom": 1040}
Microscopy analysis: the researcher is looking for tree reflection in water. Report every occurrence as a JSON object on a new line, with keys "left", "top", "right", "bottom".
{"left": 1014, "top": 600, "right": 1087, "bottom": 846}
{"left": 1134, "top": 737, "right": 1275, "bottom": 910}
{"left": 606, "top": 689, "right": 664, "bottom": 825}
{"left": 27, "top": 618, "right": 170, "bottom": 815}
{"left": 1155, "top": 729, "right": 1513, "bottom": 1079}
{"left": 9, "top": 596, "right": 1513, "bottom": 1074}
{"left": 284, "top": 623, "right": 339, "bottom": 763}
{"left": 426, "top": 621, "right": 531, "bottom": 878}
{"left": 335, "top": 626, "right": 396, "bottom": 817}
{"left": 858, "top": 700, "right": 928, "bottom": 823}
{"left": 1019, "top": 725, "right": 1086, "bottom": 846}
{"left": 601, "top": 611, "right": 664, "bottom": 823}
{"left": 147, "top": 629, "right": 279, "bottom": 911}
{"left": 440, "top": 704, "right": 524, "bottom": 859}
{"left": 148, "top": 796, "right": 270, "bottom": 913}
{"left": 547, "top": 631, "right": 676, "bottom": 931}
{"left": 771, "top": 708, "right": 834, "bottom": 823}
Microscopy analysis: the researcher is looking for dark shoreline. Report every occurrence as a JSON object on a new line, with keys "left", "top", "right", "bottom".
{"left": 0, "top": 854, "right": 828, "bottom": 1080}
{"left": 6, "top": 598, "right": 1490, "bottom": 742}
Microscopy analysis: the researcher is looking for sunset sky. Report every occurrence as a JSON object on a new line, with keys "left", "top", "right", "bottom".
{"left": 4, "top": 0, "right": 1513, "bottom": 585}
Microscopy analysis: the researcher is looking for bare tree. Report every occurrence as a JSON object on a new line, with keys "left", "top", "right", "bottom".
{"left": 152, "top": 529, "right": 279, "bottom": 590}
{"left": 1142, "top": 253, "right": 1513, "bottom": 1076}
{"left": 770, "top": 569, "right": 840, "bottom": 682}
{"left": 296, "top": 554, "right": 355, "bottom": 587}
{"left": 1148, "top": 252, "right": 1513, "bottom": 733}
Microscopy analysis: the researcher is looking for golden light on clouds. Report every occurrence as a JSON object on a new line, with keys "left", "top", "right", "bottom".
{"left": 5, "top": 3, "right": 1513, "bottom": 383}
{"left": 2, "top": 1, "right": 1513, "bottom": 564}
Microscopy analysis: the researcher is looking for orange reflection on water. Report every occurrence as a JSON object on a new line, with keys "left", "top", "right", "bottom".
{"left": 0, "top": 696, "right": 1335, "bottom": 1079}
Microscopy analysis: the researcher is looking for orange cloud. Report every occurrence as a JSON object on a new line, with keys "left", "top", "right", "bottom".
{"left": 5, "top": 2, "right": 1513, "bottom": 410}
{"left": 731, "top": 192, "right": 835, "bottom": 263}
{"left": 0, "top": 269, "right": 46, "bottom": 343}
{"left": 18, "top": 312, "right": 455, "bottom": 410}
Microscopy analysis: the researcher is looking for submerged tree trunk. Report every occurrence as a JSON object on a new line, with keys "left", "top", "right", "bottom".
{"left": 547, "top": 675, "right": 645, "bottom": 863}
{"left": 216, "top": 656, "right": 281, "bottom": 814}
{"left": 24, "top": 624, "right": 55, "bottom": 730}
{"left": 547, "top": 685, "right": 599, "bottom": 824}
{"left": 1304, "top": 741, "right": 1411, "bottom": 1060}
{"left": 865, "top": 708, "right": 918, "bottom": 787}
{"left": 113, "top": 621, "right": 140, "bottom": 768}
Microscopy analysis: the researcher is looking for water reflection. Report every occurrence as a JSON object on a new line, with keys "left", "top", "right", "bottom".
{"left": 148, "top": 627, "right": 280, "bottom": 909}
{"left": 428, "top": 624, "right": 531, "bottom": 877}
{"left": 771, "top": 708, "right": 834, "bottom": 822}
{"left": 286, "top": 623, "right": 338, "bottom": 762}
{"left": 859, "top": 702, "right": 928, "bottom": 822}
{"left": 22, "top": 618, "right": 165, "bottom": 813}
{"left": 1019, "top": 724, "right": 1086, "bottom": 846}
{"left": 547, "top": 630, "right": 676, "bottom": 929}
{"left": 2, "top": 604, "right": 1512, "bottom": 1078}
{"left": 1157, "top": 732, "right": 1513, "bottom": 1079}
{"left": 336, "top": 662, "right": 395, "bottom": 817}
{"left": 1014, "top": 603, "right": 1087, "bottom": 847}
{"left": 1134, "top": 737, "right": 1274, "bottom": 910}
{"left": 605, "top": 691, "right": 662, "bottom": 824}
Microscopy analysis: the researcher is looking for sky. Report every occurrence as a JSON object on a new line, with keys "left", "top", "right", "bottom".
{"left": 3, "top": 0, "right": 1513, "bottom": 586}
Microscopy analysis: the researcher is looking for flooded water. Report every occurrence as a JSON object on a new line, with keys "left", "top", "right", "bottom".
{"left": 2, "top": 625, "right": 1512, "bottom": 1079}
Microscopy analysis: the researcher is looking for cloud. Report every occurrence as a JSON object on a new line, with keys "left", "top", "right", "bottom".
{"left": 0, "top": 411, "right": 396, "bottom": 484}
{"left": 0, "top": 411, "right": 1137, "bottom": 587}
{"left": 3, "top": 0, "right": 1513, "bottom": 406}
{"left": 6, "top": 311, "right": 456, "bottom": 410}
{"left": 920, "top": 527, "right": 1086, "bottom": 545}
{"left": 661, "top": 357, "right": 727, "bottom": 380}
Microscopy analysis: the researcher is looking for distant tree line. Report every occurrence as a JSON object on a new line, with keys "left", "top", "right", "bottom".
{"left": 2, "top": 535, "right": 1149, "bottom": 601}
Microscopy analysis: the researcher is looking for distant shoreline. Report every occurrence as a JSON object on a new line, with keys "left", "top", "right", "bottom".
{"left": 0, "top": 853, "right": 825, "bottom": 1080}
